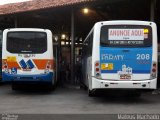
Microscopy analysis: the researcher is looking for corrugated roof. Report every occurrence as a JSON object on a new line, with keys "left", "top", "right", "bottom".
{"left": 0, "top": 0, "right": 95, "bottom": 15}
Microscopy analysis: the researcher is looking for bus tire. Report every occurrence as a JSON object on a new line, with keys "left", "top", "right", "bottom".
{"left": 133, "top": 91, "right": 141, "bottom": 98}
{"left": 48, "top": 80, "right": 56, "bottom": 91}
{"left": 50, "top": 76, "right": 56, "bottom": 90}
{"left": 80, "top": 84, "right": 84, "bottom": 89}
{"left": 52, "top": 83, "right": 57, "bottom": 91}
{"left": 12, "top": 83, "right": 18, "bottom": 90}
{"left": 127, "top": 91, "right": 141, "bottom": 98}
{"left": 80, "top": 83, "right": 86, "bottom": 90}
{"left": 46, "top": 84, "right": 54, "bottom": 91}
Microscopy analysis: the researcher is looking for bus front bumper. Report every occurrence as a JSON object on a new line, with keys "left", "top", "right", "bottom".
{"left": 91, "top": 77, "right": 157, "bottom": 90}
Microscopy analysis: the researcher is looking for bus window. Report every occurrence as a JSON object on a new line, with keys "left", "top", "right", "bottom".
{"left": 7, "top": 32, "right": 47, "bottom": 54}
{"left": 100, "top": 25, "right": 152, "bottom": 47}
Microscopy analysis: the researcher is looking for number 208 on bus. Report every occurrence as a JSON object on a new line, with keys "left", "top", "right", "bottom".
{"left": 82, "top": 21, "right": 157, "bottom": 96}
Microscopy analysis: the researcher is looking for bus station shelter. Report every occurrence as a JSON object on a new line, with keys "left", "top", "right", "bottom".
{"left": 0, "top": 0, "right": 159, "bottom": 84}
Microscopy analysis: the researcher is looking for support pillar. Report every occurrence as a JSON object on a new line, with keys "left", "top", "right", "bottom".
{"left": 71, "top": 9, "right": 75, "bottom": 84}
{"left": 150, "top": 0, "right": 156, "bottom": 21}
{"left": 14, "top": 16, "right": 18, "bottom": 28}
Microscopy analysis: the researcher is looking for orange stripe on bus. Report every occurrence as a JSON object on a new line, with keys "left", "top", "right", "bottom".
{"left": 33, "top": 59, "right": 55, "bottom": 70}
{"left": 2, "top": 59, "right": 55, "bottom": 70}
{"left": 2, "top": 59, "right": 20, "bottom": 69}
{"left": 8, "top": 62, "right": 21, "bottom": 69}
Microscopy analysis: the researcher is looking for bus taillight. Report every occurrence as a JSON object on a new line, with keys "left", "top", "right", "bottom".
{"left": 95, "top": 62, "right": 99, "bottom": 67}
{"left": 3, "top": 61, "right": 9, "bottom": 73}
{"left": 151, "top": 62, "right": 157, "bottom": 79}
{"left": 94, "top": 61, "right": 101, "bottom": 78}
{"left": 152, "top": 68, "right": 156, "bottom": 73}
{"left": 96, "top": 68, "right": 99, "bottom": 72}
{"left": 44, "top": 61, "right": 51, "bottom": 74}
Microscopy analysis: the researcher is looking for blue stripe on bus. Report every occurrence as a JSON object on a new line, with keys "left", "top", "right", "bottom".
{"left": 2, "top": 72, "right": 54, "bottom": 83}
{"left": 26, "top": 60, "right": 35, "bottom": 69}
{"left": 19, "top": 59, "right": 27, "bottom": 69}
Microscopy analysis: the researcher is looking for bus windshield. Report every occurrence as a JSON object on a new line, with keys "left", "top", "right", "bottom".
{"left": 7, "top": 31, "right": 47, "bottom": 54}
{"left": 100, "top": 25, "right": 152, "bottom": 47}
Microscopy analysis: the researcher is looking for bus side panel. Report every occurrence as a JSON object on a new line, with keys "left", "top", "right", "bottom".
{"left": 87, "top": 56, "right": 92, "bottom": 90}
{"left": 82, "top": 57, "right": 87, "bottom": 87}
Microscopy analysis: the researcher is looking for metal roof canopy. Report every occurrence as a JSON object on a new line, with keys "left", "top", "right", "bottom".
{"left": 0, "top": 0, "right": 154, "bottom": 36}
{"left": 0, "top": 0, "right": 157, "bottom": 84}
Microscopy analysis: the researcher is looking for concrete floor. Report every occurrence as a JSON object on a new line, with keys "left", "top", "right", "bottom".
{"left": 0, "top": 84, "right": 160, "bottom": 114}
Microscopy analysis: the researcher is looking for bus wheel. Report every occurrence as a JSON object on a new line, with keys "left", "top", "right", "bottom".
{"left": 46, "top": 84, "right": 54, "bottom": 91}
{"left": 47, "top": 80, "right": 56, "bottom": 91}
{"left": 12, "top": 83, "right": 18, "bottom": 90}
{"left": 133, "top": 91, "right": 141, "bottom": 98}
{"left": 88, "top": 89, "right": 95, "bottom": 97}
{"left": 127, "top": 91, "right": 141, "bottom": 98}
{"left": 80, "top": 83, "right": 86, "bottom": 90}
{"left": 51, "top": 77, "right": 56, "bottom": 90}
{"left": 52, "top": 83, "right": 56, "bottom": 91}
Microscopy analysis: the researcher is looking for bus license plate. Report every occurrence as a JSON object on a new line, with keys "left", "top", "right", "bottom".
{"left": 119, "top": 74, "right": 132, "bottom": 80}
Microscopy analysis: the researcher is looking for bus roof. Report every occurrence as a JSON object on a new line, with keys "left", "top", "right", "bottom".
{"left": 4, "top": 28, "right": 50, "bottom": 32}
{"left": 95, "top": 20, "right": 156, "bottom": 26}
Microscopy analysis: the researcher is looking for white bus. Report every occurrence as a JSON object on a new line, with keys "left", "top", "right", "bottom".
{"left": 2, "top": 28, "right": 56, "bottom": 90}
{"left": 82, "top": 21, "right": 157, "bottom": 96}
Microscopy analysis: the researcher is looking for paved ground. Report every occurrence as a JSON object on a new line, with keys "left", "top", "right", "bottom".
{"left": 0, "top": 84, "right": 160, "bottom": 114}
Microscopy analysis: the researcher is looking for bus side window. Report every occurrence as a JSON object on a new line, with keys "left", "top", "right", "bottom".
{"left": 88, "top": 32, "right": 93, "bottom": 57}
{"left": 83, "top": 39, "right": 88, "bottom": 57}
{"left": 82, "top": 31, "right": 93, "bottom": 58}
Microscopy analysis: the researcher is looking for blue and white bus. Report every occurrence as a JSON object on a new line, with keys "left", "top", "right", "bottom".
{"left": 82, "top": 21, "right": 157, "bottom": 96}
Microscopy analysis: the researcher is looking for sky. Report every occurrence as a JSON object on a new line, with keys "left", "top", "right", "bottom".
{"left": 0, "top": 0, "right": 31, "bottom": 5}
